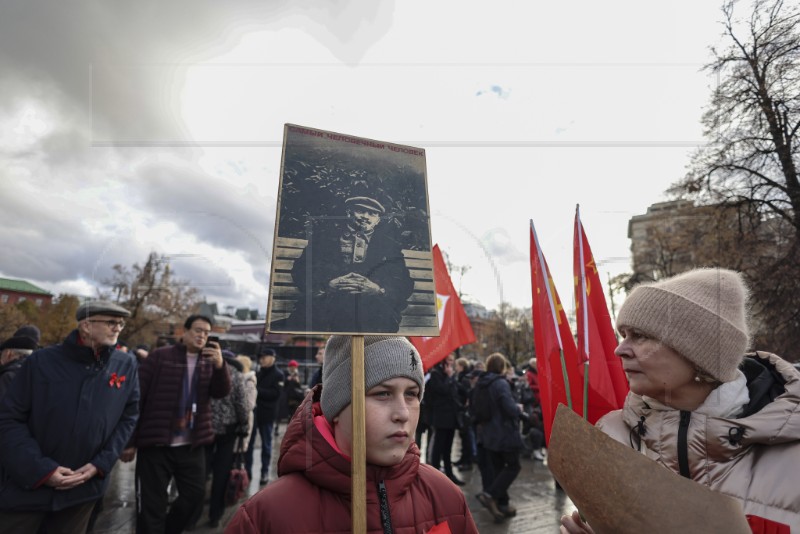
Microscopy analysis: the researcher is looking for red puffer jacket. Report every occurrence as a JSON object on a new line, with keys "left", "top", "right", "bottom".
{"left": 226, "top": 386, "right": 478, "bottom": 533}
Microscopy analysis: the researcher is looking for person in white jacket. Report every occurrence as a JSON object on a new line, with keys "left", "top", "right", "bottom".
{"left": 236, "top": 355, "right": 258, "bottom": 452}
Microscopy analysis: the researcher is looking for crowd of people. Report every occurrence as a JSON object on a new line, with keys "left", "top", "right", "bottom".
{"left": 2, "top": 266, "right": 800, "bottom": 532}
{"left": 0, "top": 305, "right": 314, "bottom": 533}
{"left": 415, "top": 351, "right": 547, "bottom": 523}
{"left": 0, "top": 302, "right": 540, "bottom": 532}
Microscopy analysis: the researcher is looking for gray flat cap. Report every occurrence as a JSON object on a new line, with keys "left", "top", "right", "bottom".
{"left": 76, "top": 300, "right": 131, "bottom": 321}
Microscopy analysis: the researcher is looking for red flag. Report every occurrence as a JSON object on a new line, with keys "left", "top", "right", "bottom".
{"left": 530, "top": 221, "right": 584, "bottom": 441}
{"left": 410, "top": 245, "right": 476, "bottom": 371}
{"left": 574, "top": 207, "right": 629, "bottom": 424}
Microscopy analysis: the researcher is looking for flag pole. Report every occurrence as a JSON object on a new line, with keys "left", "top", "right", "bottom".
{"left": 531, "top": 220, "right": 573, "bottom": 411}
{"left": 576, "top": 205, "right": 589, "bottom": 420}
{"left": 351, "top": 335, "right": 366, "bottom": 534}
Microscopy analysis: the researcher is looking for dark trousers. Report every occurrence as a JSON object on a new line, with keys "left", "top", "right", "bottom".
{"left": 252, "top": 419, "right": 275, "bottom": 478}
{"left": 414, "top": 422, "right": 431, "bottom": 463}
{"left": 476, "top": 443, "right": 495, "bottom": 493}
{"left": 430, "top": 427, "right": 456, "bottom": 475}
{"left": 0, "top": 500, "right": 96, "bottom": 534}
{"left": 208, "top": 433, "right": 237, "bottom": 522}
{"left": 486, "top": 449, "right": 521, "bottom": 506}
{"left": 457, "top": 424, "right": 476, "bottom": 463}
{"left": 136, "top": 445, "right": 206, "bottom": 534}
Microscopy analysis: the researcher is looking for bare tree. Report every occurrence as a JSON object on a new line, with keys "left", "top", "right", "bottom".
{"left": 666, "top": 0, "right": 800, "bottom": 358}
{"left": 0, "top": 303, "right": 28, "bottom": 341}
{"left": 441, "top": 249, "right": 471, "bottom": 299}
{"left": 100, "top": 252, "right": 200, "bottom": 345}
{"left": 490, "top": 303, "right": 534, "bottom": 366}
{"left": 674, "top": 0, "right": 800, "bottom": 243}
{"left": 39, "top": 294, "right": 80, "bottom": 345}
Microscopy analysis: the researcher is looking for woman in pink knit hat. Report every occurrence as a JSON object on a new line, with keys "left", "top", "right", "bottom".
{"left": 561, "top": 268, "right": 800, "bottom": 533}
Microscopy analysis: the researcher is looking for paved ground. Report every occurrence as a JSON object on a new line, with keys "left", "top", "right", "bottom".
{"left": 92, "top": 424, "right": 575, "bottom": 533}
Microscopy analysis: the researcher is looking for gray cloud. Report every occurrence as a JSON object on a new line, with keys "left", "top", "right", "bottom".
{"left": 135, "top": 161, "right": 275, "bottom": 265}
{"left": 1, "top": 1, "right": 395, "bottom": 142}
{"left": 0, "top": 0, "right": 396, "bottom": 311}
{"left": 480, "top": 228, "right": 526, "bottom": 265}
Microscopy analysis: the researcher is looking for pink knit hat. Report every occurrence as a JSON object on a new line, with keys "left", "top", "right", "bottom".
{"left": 617, "top": 268, "right": 750, "bottom": 382}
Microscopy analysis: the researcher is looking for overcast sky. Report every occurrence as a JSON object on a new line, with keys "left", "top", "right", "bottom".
{"left": 0, "top": 0, "right": 731, "bottom": 315}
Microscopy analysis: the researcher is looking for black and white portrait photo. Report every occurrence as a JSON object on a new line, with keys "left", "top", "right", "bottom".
{"left": 267, "top": 124, "right": 439, "bottom": 336}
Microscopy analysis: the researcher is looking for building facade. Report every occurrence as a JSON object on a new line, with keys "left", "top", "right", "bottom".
{"left": 0, "top": 278, "right": 53, "bottom": 308}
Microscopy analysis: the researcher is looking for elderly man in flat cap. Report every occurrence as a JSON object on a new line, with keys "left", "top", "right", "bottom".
{"left": 0, "top": 300, "right": 139, "bottom": 533}
{"left": 282, "top": 195, "right": 414, "bottom": 333}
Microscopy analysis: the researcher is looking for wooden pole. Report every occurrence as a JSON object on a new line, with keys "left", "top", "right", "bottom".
{"left": 351, "top": 335, "right": 366, "bottom": 534}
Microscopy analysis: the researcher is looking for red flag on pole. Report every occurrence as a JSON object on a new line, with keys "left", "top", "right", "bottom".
{"left": 574, "top": 206, "right": 629, "bottom": 424}
{"left": 410, "top": 245, "right": 476, "bottom": 371}
{"left": 529, "top": 221, "right": 584, "bottom": 442}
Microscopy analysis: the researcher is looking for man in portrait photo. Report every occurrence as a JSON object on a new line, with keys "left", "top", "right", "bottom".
{"left": 284, "top": 195, "right": 414, "bottom": 333}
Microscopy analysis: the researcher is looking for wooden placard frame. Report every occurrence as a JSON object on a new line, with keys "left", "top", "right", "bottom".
{"left": 266, "top": 124, "right": 439, "bottom": 337}
{"left": 350, "top": 336, "right": 366, "bottom": 534}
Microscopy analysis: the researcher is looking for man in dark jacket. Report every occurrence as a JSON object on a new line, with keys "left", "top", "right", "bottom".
{"left": 281, "top": 196, "right": 414, "bottom": 333}
{"left": 247, "top": 350, "right": 284, "bottom": 485}
{"left": 120, "top": 314, "right": 231, "bottom": 534}
{"left": 424, "top": 354, "right": 465, "bottom": 486}
{"left": 307, "top": 345, "right": 325, "bottom": 388}
{"left": 0, "top": 301, "right": 139, "bottom": 533}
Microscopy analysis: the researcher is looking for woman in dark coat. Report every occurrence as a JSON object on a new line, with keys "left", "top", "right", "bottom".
{"left": 475, "top": 353, "right": 524, "bottom": 523}
{"left": 423, "top": 354, "right": 464, "bottom": 486}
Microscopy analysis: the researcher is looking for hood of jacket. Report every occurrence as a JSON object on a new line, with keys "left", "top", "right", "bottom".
{"left": 227, "top": 384, "right": 479, "bottom": 532}
{"left": 277, "top": 385, "right": 421, "bottom": 497}
{"left": 62, "top": 329, "right": 115, "bottom": 365}
{"left": 620, "top": 351, "right": 800, "bottom": 462}
{"left": 476, "top": 371, "right": 503, "bottom": 389}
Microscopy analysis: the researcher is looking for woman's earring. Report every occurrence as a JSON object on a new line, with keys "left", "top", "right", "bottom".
{"left": 694, "top": 374, "right": 701, "bottom": 383}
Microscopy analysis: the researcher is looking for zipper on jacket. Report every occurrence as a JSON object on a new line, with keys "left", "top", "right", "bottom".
{"left": 678, "top": 411, "right": 691, "bottom": 479}
{"left": 377, "top": 480, "right": 394, "bottom": 534}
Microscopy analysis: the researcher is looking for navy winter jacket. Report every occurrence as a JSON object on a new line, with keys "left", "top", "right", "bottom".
{"left": 255, "top": 365, "right": 284, "bottom": 424}
{"left": 424, "top": 367, "right": 461, "bottom": 430}
{"left": 476, "top": 372, "right": 524, "bottom": 452}
{"left": 0, "top": 330, "right": 140, "bottom": 511}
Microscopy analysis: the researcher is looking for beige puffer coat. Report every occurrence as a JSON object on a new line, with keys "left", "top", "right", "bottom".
{"left": 598, "top": 351, "right": 800, "bottom": 530}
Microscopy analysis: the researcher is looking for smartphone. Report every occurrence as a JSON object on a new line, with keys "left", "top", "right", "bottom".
{"left": 205, "top": 335, "right": 220, "bottom": 348}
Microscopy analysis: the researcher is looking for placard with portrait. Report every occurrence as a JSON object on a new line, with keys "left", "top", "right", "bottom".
{"left": 267, "top": 124, "right": 439, "bottom": 337}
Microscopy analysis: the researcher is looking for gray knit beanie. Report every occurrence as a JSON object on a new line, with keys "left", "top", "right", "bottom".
{"left": 617, "top": 268, "right": 750, "bottom": 383}
{"left": 320, "top": 336, "right": 424, "bottom": 424}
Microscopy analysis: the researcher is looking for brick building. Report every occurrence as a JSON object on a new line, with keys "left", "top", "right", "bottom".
{"left": 0, "top": 277, "right": 53, "bottom": 308}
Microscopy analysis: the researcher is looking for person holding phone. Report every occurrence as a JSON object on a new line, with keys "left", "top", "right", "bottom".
{"left": 120, "top": 314, "right": 231, "bottom": 534}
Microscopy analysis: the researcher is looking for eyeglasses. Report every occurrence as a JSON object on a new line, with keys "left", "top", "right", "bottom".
{"left": 87, "top": 319, "right": 126, "bottom": 329}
